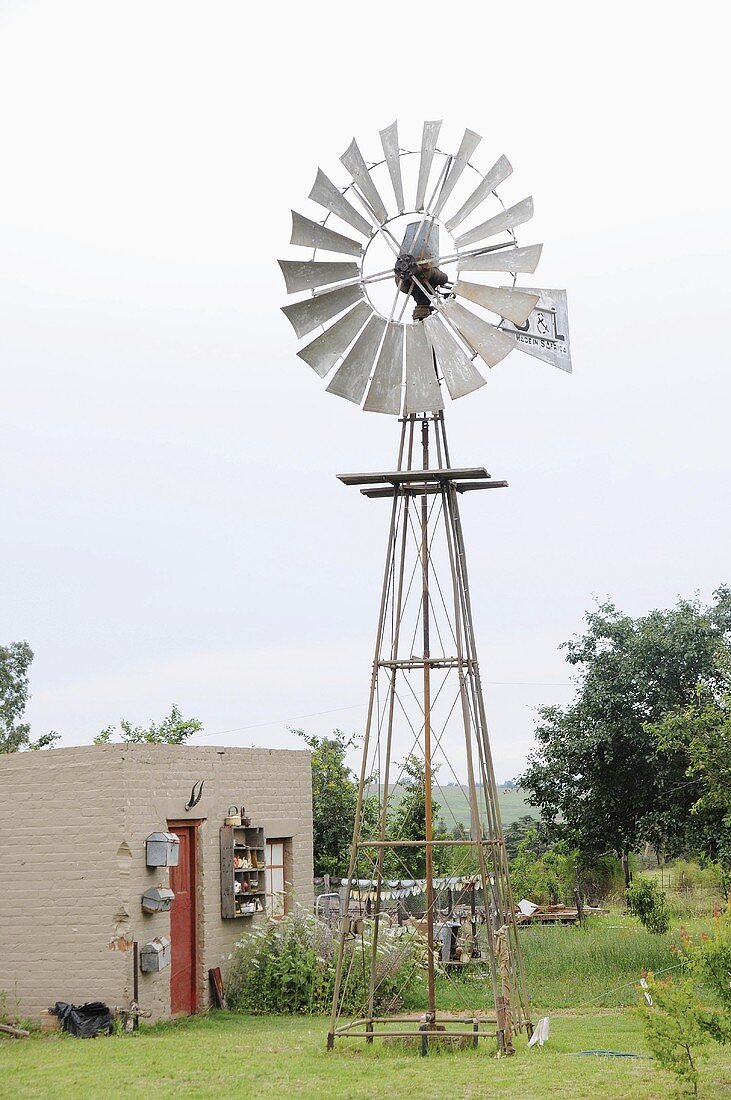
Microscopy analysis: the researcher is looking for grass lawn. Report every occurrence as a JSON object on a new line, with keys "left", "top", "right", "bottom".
{"left": 3, "top": 910, "right": 730, "bottom": 1098}
{"left": 2, "top": 1010, "right": 731, "bottom": 1100}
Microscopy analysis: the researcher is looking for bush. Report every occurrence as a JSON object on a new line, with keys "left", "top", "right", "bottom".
{"left": 627, "top": 876, "right": 671, "bottom": 934}
{"left": 639, "top": 975, "right": 710, "bottom": 1098}
{"left": 676, "top": 903, "right": 731, "bottom": 1044}
{"left": 226, "top": 910, "right": 429, "bottom": 1017}
{"left": 509, "top": 837, "right": 578, "bottom": 906}
{"left": 509, "top": 837, "right": 623, "bottom": 906}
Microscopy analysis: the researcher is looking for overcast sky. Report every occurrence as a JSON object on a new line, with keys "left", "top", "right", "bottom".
{"left": 1, "top": 1, "right": 728, "bottom": 782}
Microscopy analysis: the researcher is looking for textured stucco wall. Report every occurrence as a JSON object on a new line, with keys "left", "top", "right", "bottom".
{"left": 0, "top": 745, "right": 313, "bottom": 1022}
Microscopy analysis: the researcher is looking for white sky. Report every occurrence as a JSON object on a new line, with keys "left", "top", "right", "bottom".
{"left": 1, "top": 0, "right": 729, "bottom": 782}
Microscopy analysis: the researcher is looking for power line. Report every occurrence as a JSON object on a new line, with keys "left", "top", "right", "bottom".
{"left": 196, "top": 680, "right": 573, "bottom": 740}
{"left": 197, "top": 704, "right": 364, "bottom": 739}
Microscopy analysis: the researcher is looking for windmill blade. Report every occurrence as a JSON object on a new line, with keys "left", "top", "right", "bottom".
{"left": 327, "top": 316, "right": 387, "bottom": 403}
{"left": 379, "top": 120, "right": 405, "bottom": 214}
{"left": 499, "top": 287, "right": 572, "bottom": 373}
{"left": 281, "top": 284, "right": 363, "bottom": 340}
{"left": 415, "top": 120, "right": 442, "bottom": 211}
{"left": 459, "top": 243, "right": 543, "bottom": 274}
{"left": 404, "top": 323, "right": 444, "bottom": 413}
{"left": 439, "top": 299, "right": 514, "bottom": 368}
{"left": 444, "top": 155, "right": 513, "bottom": 234}
{"left": 308, "top": 169, "right": 374, "bottom": 238}
{"left": 297, "top": 300, "right": 373, "bottom": 378}
{"left": 363, "top": 324, "right": 404, "bottom": 414}
{"left": 290, "top": 211, "right": 363, "bottom": 257}
{"left": 278, "top": 259, "right": 360, "bottom": 294}
{"left": 454, "top": 196, "right": 534, "bottom": 249}
{"left": 423, "top": 312, "right": 486, "bottom": 400}
{"left": 431, "top": 128, "right": 482, "bottom": 218}
{"left": 340, "top": 138, "right": 388, "bottom": 224}
{"left": 453, "top": 281, "right": 540, "bottom": 326}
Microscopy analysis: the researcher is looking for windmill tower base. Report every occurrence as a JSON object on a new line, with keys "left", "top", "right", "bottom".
{"left": 326, "top": 412, "right": 532, "bottom": 1055}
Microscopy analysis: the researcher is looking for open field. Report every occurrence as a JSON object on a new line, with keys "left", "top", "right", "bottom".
{"left": 384, "top": 783, "right": 534, "bottom": 830}
{"left": 2, "top": 1010, "right": 731, "bottom": 1100}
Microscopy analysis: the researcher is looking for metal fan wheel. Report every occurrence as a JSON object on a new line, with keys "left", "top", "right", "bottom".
{"left": 279, "top": 121, "right": 571, "bottom": 416}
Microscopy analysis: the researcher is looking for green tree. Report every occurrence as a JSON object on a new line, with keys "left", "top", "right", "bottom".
{"left": 94, "top": 704, "right": 202, "bottom": 745}
{"left": 386, "top": 754, "right": 450, "bottom": 878}
{"left": 648, "top": 688, "right": 731, "bottom": 871}
{"left": 520, "top": 589, "right": 731, "bottom": 878}
{"left": 504, "top": 814, "right": 543, "bottom": 860}
{"left": 0, "top": 641, "right": 58, "bottom": 753}
{"left": 295, "top": 728, "right": 375, "bottom": 878}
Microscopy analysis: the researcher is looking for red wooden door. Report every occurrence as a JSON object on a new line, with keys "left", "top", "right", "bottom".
{"left": 168, "top": 824, "right": 198, "bottom": 1015}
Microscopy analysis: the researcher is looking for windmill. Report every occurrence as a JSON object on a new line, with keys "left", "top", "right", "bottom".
{"left": 279, "top": 120, "right": 571, "bottom": 1055}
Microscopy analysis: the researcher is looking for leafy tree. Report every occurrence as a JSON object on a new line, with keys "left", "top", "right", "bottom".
{"left": 520, "top": 589, "right": 731, "bottom": 878}
{"left": 94, "top": 704, "right": 202, "bottom": 745}
{"left": 504, "top": 814, "right": 543, "bottom": 860}
{"left": 677, "top": 903, "right": 731, "bottom": 1045}
{"left": 295, "top": 728, "right": 377, "bottom": 878}
{"left": 648, "top": 689, "right": 731, "bottom": 871}
{"left": 0, "top": 641, "right": 58, "bottom": 753}
{"left": 385, "top": 754, "right": 450, "bottom": 878}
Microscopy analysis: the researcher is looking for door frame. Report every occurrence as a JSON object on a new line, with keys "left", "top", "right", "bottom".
{"left": 168, "top": 819, "right": 202, "bottom": 1015}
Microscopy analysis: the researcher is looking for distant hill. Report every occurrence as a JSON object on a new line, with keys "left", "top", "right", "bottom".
{"left": 380, "top": 783, "right": 536, "bottom": 831}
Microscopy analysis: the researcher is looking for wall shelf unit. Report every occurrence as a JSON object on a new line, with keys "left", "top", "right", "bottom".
{"left": 220, "top": 824, "right": 266, "bottom": 918}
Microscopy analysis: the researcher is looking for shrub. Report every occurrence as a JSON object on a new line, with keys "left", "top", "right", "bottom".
{"left": 627, "top": 876, "right": 671, "bottom": 934}
{"left": 509, "top": 837, "right": 623, "bottom": 906}
{"left": 509, "top": 837, "right": 578, "bottom": 906}
{"left": 226, "top": 910, "right": 429, "bottom": 1017}
{"left": 676, "top": 903, "right": 731, "bottom": 1044}
{"left": 639, "top": 974, "right": 710, "bottom": 1098}
{"left": 670, "top": 859, "right": 703, "bottom": 893}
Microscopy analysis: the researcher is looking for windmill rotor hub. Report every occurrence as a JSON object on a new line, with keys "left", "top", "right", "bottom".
{"left": 394, "top": 251, "right": 418, "bottom": 282}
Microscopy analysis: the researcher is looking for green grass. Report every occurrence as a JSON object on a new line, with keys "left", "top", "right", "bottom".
{"left": 427, "top": 915, "right": 685, "bottom": 1014}
{"left": 4, "top": 913, "right": 730, "bottom": 1098}
{"left": 2, "top": 1011, "right": 731, "bottom": 1100}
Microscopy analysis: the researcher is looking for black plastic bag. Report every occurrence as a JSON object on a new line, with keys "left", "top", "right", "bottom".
{"left": 52, "top": 1000, "right": 114, "bottom": 1037}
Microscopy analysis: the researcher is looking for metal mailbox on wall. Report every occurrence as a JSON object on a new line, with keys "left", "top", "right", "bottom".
{"left": 140, "top": 936, "right": 171, "bottom": 972}
{"left": 141, "top": 886, "right": 175, "bottom": 913}
{"left": 145, "top": 832, "right": 180, "bottom": 867}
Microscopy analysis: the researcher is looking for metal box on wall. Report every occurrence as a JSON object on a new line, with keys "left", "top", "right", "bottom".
{"left": 140, "top": 936, "right": 171, "bottom": 972}
{"left": 141, "top": 886, "right": 175, "bottom": 913}
{"left": 145, "top": 832, "right": 179, "bottom": 867}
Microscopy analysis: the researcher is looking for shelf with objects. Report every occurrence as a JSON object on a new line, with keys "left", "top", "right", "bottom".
{"left": 220, "top": 824, "right": 266, "bottom": 918}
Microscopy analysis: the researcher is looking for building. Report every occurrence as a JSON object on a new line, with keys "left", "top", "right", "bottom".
{"left": 0, "top": 744, "right": 313, "bottom": 1022}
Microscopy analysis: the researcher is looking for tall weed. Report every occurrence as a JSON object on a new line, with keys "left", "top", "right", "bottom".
{"left": 226, "top": 910, "right": 429, "bottom": 1017}
{"left": 519, "top": 918, "right": 679, "bottom": 1008}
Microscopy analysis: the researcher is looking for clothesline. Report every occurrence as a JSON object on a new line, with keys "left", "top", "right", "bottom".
{"left": 348, "top": 875, "right": 479, "bottom": 900}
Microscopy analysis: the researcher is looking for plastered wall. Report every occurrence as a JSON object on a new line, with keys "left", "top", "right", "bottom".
{"left": 0, "top": 744, "right": 313, "bottom": 1022}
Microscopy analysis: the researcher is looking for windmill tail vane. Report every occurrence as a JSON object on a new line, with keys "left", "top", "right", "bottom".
{"left": 278, "top": 120, "right": 572, "bottom": 1054}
